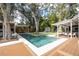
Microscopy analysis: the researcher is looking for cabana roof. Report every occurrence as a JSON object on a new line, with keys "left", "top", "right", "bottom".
{"left": 53, "top": 14, "right": 79, "bottom": 26}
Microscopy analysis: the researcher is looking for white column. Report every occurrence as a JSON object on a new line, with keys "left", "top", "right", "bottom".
{"left": 70, "top": 20, "right": 73, "bottom": 38}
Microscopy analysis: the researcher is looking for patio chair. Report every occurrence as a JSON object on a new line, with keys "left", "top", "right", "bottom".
{"left": 68, "top": 33, "right": 72, "bottom": 37}
{"left": 68, "top": 33, "right": 76, "bottom": 37}
{"left": 73, "top": 32, "right": 76, "bottom": 37}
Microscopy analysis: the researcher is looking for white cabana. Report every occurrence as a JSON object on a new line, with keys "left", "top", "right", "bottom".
{"left": 52, "top": 14, "right": 79, "bottom": 38}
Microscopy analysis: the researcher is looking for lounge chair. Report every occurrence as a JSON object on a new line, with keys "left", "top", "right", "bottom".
{"left": 58, "top": 32, "right": 67, "bottom": 37}
{"left": 11, "top": 33, "right": 18, "bottom": 40}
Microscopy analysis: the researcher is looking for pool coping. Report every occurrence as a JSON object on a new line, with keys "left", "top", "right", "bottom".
{"left": 0, "top": 40, "right": 22, "bottom": 47}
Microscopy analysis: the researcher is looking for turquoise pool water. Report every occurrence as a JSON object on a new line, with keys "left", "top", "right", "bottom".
{"left": 19, "top": 33, "right": 57, "bottom": 47}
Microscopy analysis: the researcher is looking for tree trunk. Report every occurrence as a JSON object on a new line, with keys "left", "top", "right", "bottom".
{"left": 31, "top": 11, "right": 39, "bottom": 32}
{"left": 0, "top": 4, "right": 11, "bottom": 40}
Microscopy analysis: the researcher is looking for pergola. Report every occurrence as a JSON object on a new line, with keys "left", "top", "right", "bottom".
{"left": 53, "top": 14, "right": 79, "bottom": 38}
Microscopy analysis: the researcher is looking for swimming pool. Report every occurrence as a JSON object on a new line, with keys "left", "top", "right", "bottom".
{"left": 18, "top": 33, "right": 68, "bottom": 55}
{"left": 19, "top": 33, "right": 57, "bottom": 47}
